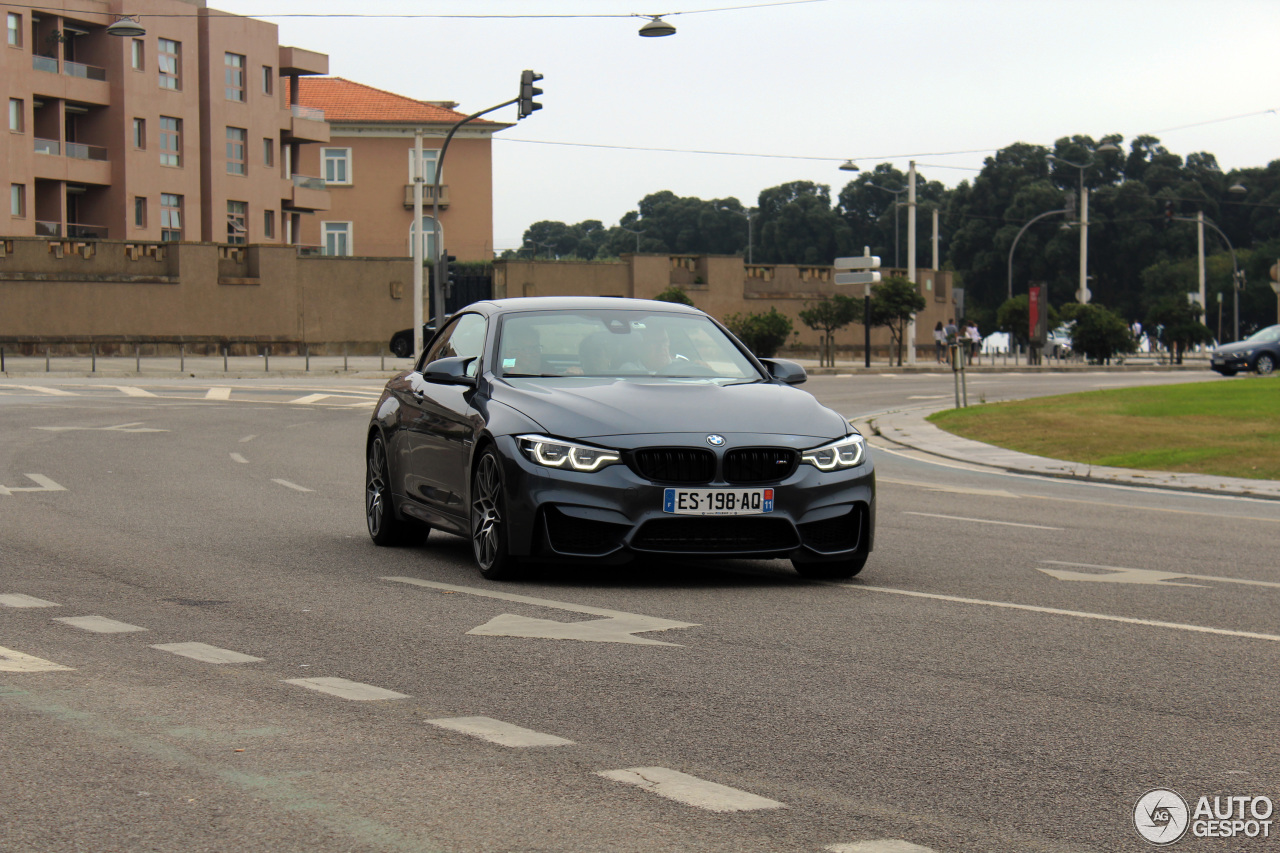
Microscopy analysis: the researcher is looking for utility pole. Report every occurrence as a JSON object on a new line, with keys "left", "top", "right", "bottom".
{"left": 412, "top": 129, "right": 425, "bottom": 358}
{"left": 906, "top": 161, "right": 917, "bottom": 364}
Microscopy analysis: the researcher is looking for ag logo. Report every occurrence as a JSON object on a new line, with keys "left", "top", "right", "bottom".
{"left": 1135, "top": 789, "right": 1189, "bottom": 845}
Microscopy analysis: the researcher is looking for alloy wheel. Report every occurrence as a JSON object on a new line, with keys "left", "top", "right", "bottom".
{"left": 366, "top": 437, "right": 388, "bottom": 538}
{"left": 472, "top": 453, "right": 503, "bottom": 569}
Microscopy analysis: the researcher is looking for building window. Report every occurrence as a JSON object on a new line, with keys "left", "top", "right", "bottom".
{"left": 158, "top": 38, "right": 180, "bottom": 90}
{"left": 408, "top": 149, "right": 438, "bottom": 184}
{"left": 160, "top": 194, "right": 182, "bottom": 241}
{"left": 10, "top": 183, "right": 25, "bottom": 217}
{"left": 9, "top": 98, "right": 22, "bottom": 133}
{"left": 131, "top": 38, "right": 143, "bottom": 70}
{"left": 323, "top": 222, "right": 351, "bottom": 256}
{"left": 7, "top": 13, "right": 21, "bottom": 48}
{"left": 226, "top": 127, "right": 246, "bottom": 174}
{"left": 159, "top": 116, "right": 181, "bottom": 166}
{"left": 227, "top": 200, "right": 247, "bottom": 245}
{"left": 262, "top": 66, "right": 273, "bottom": 95}
{"left": 132, "top": 117, "right": 145, "bottom": 149}
{"left": 263, "top": 209, "right": 275, "bottom": 239}
{"left": 134, "top": 197, "right": 146, "bottom": 228}
{"left": 322, "top": 148, "right": 350, "bottom": 185}
{"left": 263, "top": 137, "right": 273, "bottom": 167}
{"left": 224, "top": 52, "right": 244, "bottom": 101}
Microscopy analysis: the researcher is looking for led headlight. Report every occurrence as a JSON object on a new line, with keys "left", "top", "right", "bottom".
{"left": 801, "top": 434, "right": 866, "bottom": 471}
{"left": 518, "top": 434, "right": 621, "bottom": 472}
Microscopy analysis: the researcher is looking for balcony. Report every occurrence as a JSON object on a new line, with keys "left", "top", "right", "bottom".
{"left": 403, "top": 184, "right": 450, "bottom": 209}
{"left": 66, "top": 142, "right": 108, "bottom": 161}
{"left": 33, "top": 55, "right": 59, "bottom": 73}
{"left": 63, "top": 60, "right": 107, "bottom": 82}
{"left": 286, "top": 104, "right": 329, "bottom": 143}
{"left": 286, "top": 174, "right": 329, "bottom": 212}
{"left": 35, "top": 221, "right": 62, "bottom": 237}
{"left": 35, "top": 138, "right": 61, "bottom": 156}
{"left": 67, "top": 223, "right": 108, "bottom": 240}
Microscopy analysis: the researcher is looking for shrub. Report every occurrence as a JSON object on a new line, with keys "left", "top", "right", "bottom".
{"left": 654, "top": 286, "right": 694, "bottom": 306}
{"left": 723, "top": 307, "right": 793, "bottom": 358}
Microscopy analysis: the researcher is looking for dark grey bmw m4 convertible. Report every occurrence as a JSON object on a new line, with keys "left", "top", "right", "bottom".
{"left": 365, "top": 297, "right": 875, "bottom": 580}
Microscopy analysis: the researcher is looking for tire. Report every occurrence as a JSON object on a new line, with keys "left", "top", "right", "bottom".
{"left": 1255, "top": 353, "right": 1276, "bottom": 376}
{"left": 792, "top": 553, "right": 868, "bottom": 580}
{"left": 366, "top": 434, "right": 427, "bottom": 546}
{"left": 471, "top": 448, "right": 521, "bottom": 580}
{"left": 390, "top": 336, "right": 411, "bottom": 359}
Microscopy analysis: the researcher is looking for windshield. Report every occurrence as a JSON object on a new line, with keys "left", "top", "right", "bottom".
{"left": 496, "top": 310, "right": 761, "bottom": 382}
{"left": 1245, "top": 325, "right": 1280, "bottom": 344}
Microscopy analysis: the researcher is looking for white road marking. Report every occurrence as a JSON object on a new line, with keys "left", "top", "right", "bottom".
{"left": 843, "top": 584, "right": 1280, "bottom": 643}
{"left": 0, "top": 474, "right": 67, "bottom": 496}
{"left": 113, "top": 386, "right": 157, "bottom": 398}
{"left": 14, "top": 385, "right": 78, "bottom": 396}
{"left": 35, "top": 422, "right": 166, "bottom": 433}
{"left": 284, "top": 677, "right": 408, "bottom": 701}
{"left": 55, "top": 616, "right": 148, "bottom": 633}
{"left": 383, "top": 577, "right": 697, "bottom": 646}
{"left": 904, "top": 511, "right": 1063, "bottom": 530}
{"left": 907, "top": 395, "right": 950, "bottom": 400}
{"left": 0, "top": 646, "right": 74, "bottom": 672}
{"left": 879, "top": 476, "right": 1020, "bottom": 498}
{"left": 1041, "top": 560, "right": 1280, "bottom": 590}
{"left": 0, "top": 594, "right": 60, "bottom": 608}
{"left": 827, "top": 841, "right": 938, "bottom": 853}
{"left": 150, "top": 642, "right": 263, "bottom": 664}
{"left": 1037, "top": 566, "right": 1205, "bottom": 586}
{"left": 230, "top": 453, "right": 248, "bottom": 464}
{"left": 287, "top": 393, "right": 331, "bottom": 405}
{"left": 205, "top": 387, "right": 233, "bottom": 400}
{"left": 272, "top": 479, "right": 313, "bottom": 492}
{"left": 239, "top": 434, "right": 256, "bottom": 442}
{"left": 596, "top": 767, "right": 786, "bottom": 812}
{"left": 425, "top": 716, "right": 574, "bottom": 747}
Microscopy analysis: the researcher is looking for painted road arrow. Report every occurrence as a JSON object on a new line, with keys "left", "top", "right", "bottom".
{"left": 382, "top": 576, "right": 698, "bottom": 646}
{"left": 0, "top": 474, "right": 67, "bottom": 497}
{"left": 1040, "top": 561, "right": 1280, "bottom": 590}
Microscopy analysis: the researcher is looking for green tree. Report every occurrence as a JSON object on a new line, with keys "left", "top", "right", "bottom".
{"left": 654, "top": 286, "right": 694, "bottom": 306}
{"left": 867, "top": 276, "right": 926, "bottom": 366}
{"left": 1144, "top": 296, "right": 1213, "bottom": 364}
{"left": 798, "top": 294, "right": 860, "bottom": 366}
{"left": 723, "top": 307, "right": 793, "bottom": 358}
{"left": 755, "top": 181, "right": 851, "bottom": 265}
{"left": 996, "top": 294, "right": 1062, "bottom": 348}
{"left": 1058, "top": 303, "right": 1135, "bottom": 363}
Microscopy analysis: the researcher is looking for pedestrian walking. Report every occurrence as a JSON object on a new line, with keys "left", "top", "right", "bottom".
{"left": 966, "top": 321, "right": 981, "bottom": 365}
{"left": 933, "top": 321, "right": 947, "bottom": 364}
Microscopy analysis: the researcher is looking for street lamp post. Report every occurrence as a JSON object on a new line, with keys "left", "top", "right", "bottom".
{"left": 866, "top": 183, "right": 908, "bottom": 270}
{"left": 1173, "top": 214, "right": 1242, "bottom": 341}
{"left": 1007, "top": 208, "right": 1071, "bottom": 301}
{"left": 717, "top": 205, "right": 756, "bottom": 264}
{"left": 619, "top": 224, "right": 644, "bottom": 253}
{"left": 1046, "top": 143, "right": 1119, "bottom": 304}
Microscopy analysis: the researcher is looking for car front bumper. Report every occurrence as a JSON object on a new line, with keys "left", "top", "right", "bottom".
{"left": 495, "top": 434, "right": 875, "bottom": 564}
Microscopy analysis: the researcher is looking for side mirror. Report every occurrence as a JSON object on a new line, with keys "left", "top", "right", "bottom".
{"left": 760, "top": 358, "right": 807, "bottom": 385}
{"left": 422, "top": 356, "right": 477, "bottom": 386}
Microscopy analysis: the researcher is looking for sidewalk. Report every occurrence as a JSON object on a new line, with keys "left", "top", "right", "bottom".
{"left": 855, "top": 405, "right": 1280, "bottom": 501}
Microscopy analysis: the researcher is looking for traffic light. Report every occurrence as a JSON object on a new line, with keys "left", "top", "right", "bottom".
{"left": 445, "top": 253, "right": 458, "bottom": 293}
{"left": 518, "top": 70, "right": 543, "bottom": 119}
{"left": 1164, "top": 200, "right": 1174, "bottom": 226}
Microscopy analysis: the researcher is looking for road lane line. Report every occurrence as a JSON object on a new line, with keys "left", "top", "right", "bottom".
{"left": 827, "top": 842, "right": 938, "bottom": 853}
{"left": 903, "top": 511, "right": 1063, "bottom": 530}
{"left": 425, "top": 716, "right": 574, "bottom": 747}
{"left": 0, "top": 594, "right": 60, "bottom": 608}
{"left": 1041, "top": 561, "right": 1280, "bottom": 589}
{"left": 14, "top": 385, "right": 78, "bottom": 396}
{"left": 597, "top": 767, "right": 786, "bottom": 812}
{"left": 205, "top": 387, "right": 233, "bottom": 400}
{"left": 843, "top": 584, "right": 1280, "bottom": 643}
{"left": 238, "top": 434, "right": 256, "bottom": 442}
{"left": 55, "top": 616, "right": 148, "bottom": 633}
{"left": 113, "top": 386, "right": 157, "bottom": 398}
{"left": 0, "top": 646, "right": 74, "bottom": 672}
{"left": 230, "top": 453, "right": 248, "bottom": 464}
{"left": 150, "top": 643, "right": 263, "bottom": 664}
{"left": 288, "top": 394, "right": 330, "bottom": 405}
{"left": 272, "top": 479, "right": 313, "bottom": 492}
{"left": 284, "top": 677, "right": 407, "bottom": 701}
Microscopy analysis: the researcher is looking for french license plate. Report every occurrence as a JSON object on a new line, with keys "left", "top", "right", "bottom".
{"left": 663, "top": 488, "right": 774, "bottom": 516}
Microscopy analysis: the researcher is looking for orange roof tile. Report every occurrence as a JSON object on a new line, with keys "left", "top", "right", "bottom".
{"left": 296, "top": 77, "right": 507, "bottom": 127}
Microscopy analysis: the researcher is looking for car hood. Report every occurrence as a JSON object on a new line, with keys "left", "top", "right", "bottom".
{"left": 1214, "top": 341, "right": 1258, "bottom": 355}
{"left": 493, "top": 378, "right": 849, "bottom": 440}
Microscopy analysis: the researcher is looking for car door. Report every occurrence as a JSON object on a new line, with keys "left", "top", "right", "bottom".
{"left": 399, "top": 312, "right": 488, "bottom": 529}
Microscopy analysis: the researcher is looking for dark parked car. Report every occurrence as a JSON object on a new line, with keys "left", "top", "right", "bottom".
{"left": 388, "top": 323, "right": 435, "bottom": 358}
{"left": 1210, "top": 324, "right": 1280, "bottom": 376}
{"left": 365, "top": 297, "right": 875, "bottom": 580}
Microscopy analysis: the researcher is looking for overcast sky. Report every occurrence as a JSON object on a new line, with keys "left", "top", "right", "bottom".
{"left": 210, "top": 0, "right": 1280, "bottom": 254}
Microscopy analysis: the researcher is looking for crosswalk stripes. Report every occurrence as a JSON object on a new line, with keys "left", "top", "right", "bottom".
{"left": 54, "top": 615, "right": 147, "bottom": 633}
{"left": 425, "top": 716, "right": 575, "bottom": 747}
{"left": 596, "top": 766, "right": 786, "bottom": 812}
{"left": 0, "top": 645, "right": 74, "bottom": 672}
{"left": 284, "top": 676, "right": 408, "bottom": 701}
{"left": 826, "top": 842, "right": 939, "bottom": 853}
{"left": 0, "top": 594, "right": 60, "bottom": 608}
{"left": 150, "top": 642, "right": 264, "bottom": 664}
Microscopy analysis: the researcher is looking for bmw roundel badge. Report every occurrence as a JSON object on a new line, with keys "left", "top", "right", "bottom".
{"left": 706, "top": 434, "right": 726, "bottom": 447}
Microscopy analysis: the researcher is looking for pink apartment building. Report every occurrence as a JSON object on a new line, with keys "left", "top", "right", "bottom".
{"left": 3, "top": 0, "right": 331, "bottom": 246}
{"left": 294, "top": 77, "right": 510, "bottom": 262}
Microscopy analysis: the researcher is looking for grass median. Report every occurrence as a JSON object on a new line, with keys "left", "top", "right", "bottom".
{"left": 926, "top": 377, "right": 1280, "bottom": 480}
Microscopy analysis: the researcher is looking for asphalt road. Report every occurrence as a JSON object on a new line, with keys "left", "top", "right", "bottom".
{"left": 1, "top": 372, "right": 1276, "bottom": 853}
